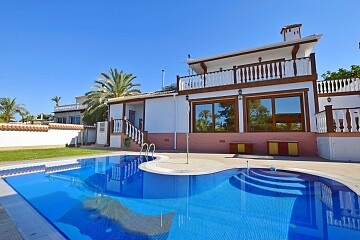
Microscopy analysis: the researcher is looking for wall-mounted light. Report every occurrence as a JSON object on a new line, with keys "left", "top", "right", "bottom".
{"left": 327, "top": 97, "right": 331, "bottom": 103}
{"left": 258, "top": 57, "right": 262, "bottom": 62}
{"left": 186, "top": 95, "right": 189, "bottom": 101}
{"left": 238, "top": 89, "right": 243, "bottom": 100}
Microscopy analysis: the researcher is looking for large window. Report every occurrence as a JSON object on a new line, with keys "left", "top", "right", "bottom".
{"left": 70, "top": 116, "right": 81, "bottom": 124}
{"left": 247, "top": 95, "right": 304, "bottom": 132}
{"left": 56, "top": 117, "right": 67, "bottom": 124}
{"left": 194, "top": 99, "right": 236, "bottom": 132}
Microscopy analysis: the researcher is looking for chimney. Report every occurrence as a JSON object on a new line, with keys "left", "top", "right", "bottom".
{"left": 281, "top": 24, "right": 302, "bottom": 42}
{"left": 161, "top": 69, "right": 165, "bottom": 90}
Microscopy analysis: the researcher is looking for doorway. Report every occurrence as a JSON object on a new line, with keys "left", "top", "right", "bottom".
{"left": 129, "top": 110, "right": 135, "bottom": 125}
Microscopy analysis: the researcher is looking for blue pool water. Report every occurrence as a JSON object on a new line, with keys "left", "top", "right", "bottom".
{"left": 4, "top": 155, "right": 360, "bottom": 240}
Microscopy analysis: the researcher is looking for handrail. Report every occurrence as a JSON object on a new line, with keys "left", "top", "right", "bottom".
{"left": 139, "top": 143, "right": 148, "bottom": 162}
{"left": 139, "top": 142, "right": 156, "bottom": 162}
{"left": 149, "top": 143, "right": 156, "bottom": 159}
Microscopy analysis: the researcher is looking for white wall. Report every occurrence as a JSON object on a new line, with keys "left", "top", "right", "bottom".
{"left": 0, "top": 129, "right": 82, "bottom": 149}
{"left": 145, "top": 96, "right": 180, "bottom": 133}
{"left": 318, "top": 95, "right": 360, "bottom": 111}
{"left": 110, "top": 104, "right": 123, "bottom": 120}
{"left": 317, "top": 136, "right": 360, "bottom": 162}
{"left": 205, "top": 48, "right": 293, "bottom": 73}
{"left": 110, "top": 135, "right": 121, "bottom": 148}
{"left": 96, "top": 121, "right": 108, "bottom": 145}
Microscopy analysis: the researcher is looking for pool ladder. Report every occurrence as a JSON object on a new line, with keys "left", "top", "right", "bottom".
{"left": 140, "top": 143, "right": 156, "bottom": 162}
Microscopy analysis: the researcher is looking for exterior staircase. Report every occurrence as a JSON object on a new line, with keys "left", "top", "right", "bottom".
{"left": 111, "top": 119, "right": 147, "bottom": 151}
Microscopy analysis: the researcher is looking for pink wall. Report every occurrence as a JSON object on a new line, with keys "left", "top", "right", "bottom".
{"left": 147, "top": 132, "right": 317, "bottom": 156}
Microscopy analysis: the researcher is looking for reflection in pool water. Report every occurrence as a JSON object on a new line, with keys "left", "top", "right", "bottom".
{"left": 4, "top": 155, "right": 360, "bottom": 239}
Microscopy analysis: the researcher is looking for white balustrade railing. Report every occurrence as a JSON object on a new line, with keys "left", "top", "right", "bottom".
{"left": 113, "top": 119, "right": 122, "bottom": 133}
{"left": 317, "top": 78, "right": 360, "bottom": 94}
{"left": 333, "top": 108, "right": 360, "bottom": 132}
{"left": 315, "top": 111, "right": 327, "bottom": 133}
{"left": 122, "top": 120, "right": 144, "bottom": 145}
{"left": 54, "top": 103, "right": 86, "bottom": 112}
{"left": 178, "top": 56, "right": 313, "bottom": 91}
{"left": 315, "top": 107, "right": 360, "bottom": 133}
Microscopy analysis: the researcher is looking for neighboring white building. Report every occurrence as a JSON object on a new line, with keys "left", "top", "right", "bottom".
{"left": 53, "top": 96, "right": 87, "bottom": 124}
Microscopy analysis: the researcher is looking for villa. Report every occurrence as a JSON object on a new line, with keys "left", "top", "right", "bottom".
{"left": 103, "top": 24, "right": 360, "bottom": 161}
{"left": 53, "top": 96, "right": 87, "bottom": 125}
{"left": 1, "top": 23, "right": 360, "bottom": 240}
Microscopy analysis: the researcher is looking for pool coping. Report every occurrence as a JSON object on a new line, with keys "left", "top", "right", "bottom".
{"left": 0, "top": 151, "right": 359, "bottom": 239}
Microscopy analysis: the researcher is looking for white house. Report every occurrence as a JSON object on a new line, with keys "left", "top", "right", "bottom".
{"left": 104, "top": 24, "right": 360, "bottom": 160}
{"left": 53, "top": 96, "right": 87, "bottom": 124}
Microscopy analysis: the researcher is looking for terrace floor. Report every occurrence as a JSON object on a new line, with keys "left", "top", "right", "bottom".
{"left": 0, "top": 150, "right": 360, "bottom": 239}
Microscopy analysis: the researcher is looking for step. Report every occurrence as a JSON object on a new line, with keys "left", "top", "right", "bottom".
{"left": 231, "top": 175, "right": 305, "bottom": 196}
{"left": 249, "top": 169, "right": 305, "bottom": 183}
{"left": 239, "top": 172, "right": 307, "bottom": 190}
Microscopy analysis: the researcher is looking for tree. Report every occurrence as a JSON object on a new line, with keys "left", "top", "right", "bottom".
{"left": 51, "top": 96, "right": 62, "bottom": 107}
{"left": 0, "top": 97, "right": 27, "bottom": 123}
{"left": 321, "top": 65, "right": 360, "bottom": 80}
{"left": 37, "top": 113, "right": 54, "bottom": 121}
{"left": 19, "top": 110, "right": 30, "bottom": 123}
{"left": 83, "top": 68, "right": 141, "bottom": 125}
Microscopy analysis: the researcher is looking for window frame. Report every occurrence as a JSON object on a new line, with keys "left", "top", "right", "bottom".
{"left": 245, "top": 92, "right": 306, "bottom": 132}
{"left": 192, "top": 97, "right": 238, "bottom": 133}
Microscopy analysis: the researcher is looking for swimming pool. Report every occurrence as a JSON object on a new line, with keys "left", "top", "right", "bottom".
{"left": 4, "top": 155, "right": 360, "bottom": 239}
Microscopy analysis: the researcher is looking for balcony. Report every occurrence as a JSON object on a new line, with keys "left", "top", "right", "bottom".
{"left": 177, "top": 54, "right": 316, "bottom": 92}
{"left": 316, "top": 106, "right": 360, "bottom": 133}
{"left": 317, "top": 77, "right": 360, "bottom": 95}
{"left": 54, "top": 104, "right": 86, "bottom": 112}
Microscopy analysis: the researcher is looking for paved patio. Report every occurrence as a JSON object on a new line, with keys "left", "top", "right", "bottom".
{"left": 0, "top": 151, "right": 359, "bottom": 239}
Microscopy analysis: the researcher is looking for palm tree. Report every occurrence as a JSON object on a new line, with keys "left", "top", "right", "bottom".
{"left": 19, "top": 109, "right": 30, "bottom": 123}
{"left": 51, "top": 96, "right": 61, "bottom": 107}
{"left": 0, "top": 97, "right": 27, "bottom": 123}
{"left": 83, "top": 68, "right": 141, "bottom": 125}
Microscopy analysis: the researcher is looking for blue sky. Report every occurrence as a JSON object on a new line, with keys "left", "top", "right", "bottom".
{"left": 0, "top": 0, "right": 359, "bottom": 116}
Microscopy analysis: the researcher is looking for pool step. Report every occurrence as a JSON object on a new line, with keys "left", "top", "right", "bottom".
{"left": 249, "top": 169, "right": 305, "bottom": 183}
{"left": 230, "top": 169, "right": 311, "bottom": 196}
{"left": 231, "top": 175, "right": 305, "bottom": 196}
{"left": 239, "top": 171, "right": 307, "bottom": 190}
{"left": 0, "top": 165, "right": 45, "bottom": 177}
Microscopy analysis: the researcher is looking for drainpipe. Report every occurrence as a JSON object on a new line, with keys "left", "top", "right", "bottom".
{"left": 173, "top": 94, "right": 177, "bottom": 150}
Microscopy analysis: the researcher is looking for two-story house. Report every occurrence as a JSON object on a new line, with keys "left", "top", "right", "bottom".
{"left": 106, "top": 24, "right": 322, "bottom": 157}
{"left": 53, "top": 96, "right": 87, "bottom": 124}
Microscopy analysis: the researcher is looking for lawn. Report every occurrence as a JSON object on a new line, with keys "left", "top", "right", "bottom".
{"left": 0, "top": 147, "right": 112, "bottom": 162}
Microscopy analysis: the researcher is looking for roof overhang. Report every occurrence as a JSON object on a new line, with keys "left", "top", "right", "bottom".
{"left": 107, "top": 90, "right": 177, "bottom": 104}
{"left": 187, "top": 34, "right": 322, "bottom": 74}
